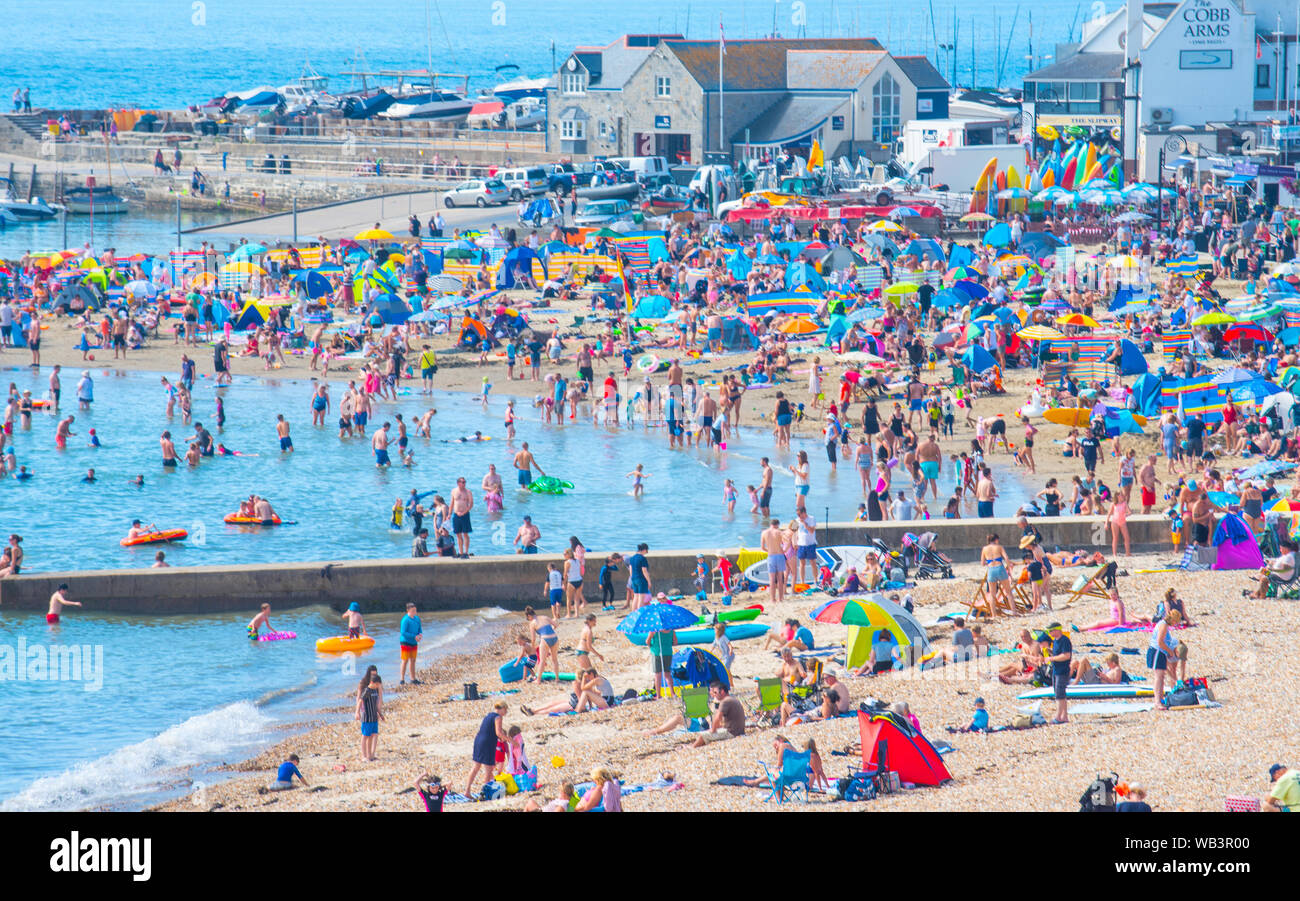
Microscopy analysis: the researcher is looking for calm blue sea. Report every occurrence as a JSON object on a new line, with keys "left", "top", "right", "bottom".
{"left": 0, "top": 0, "right": 1092, "bottom": 109}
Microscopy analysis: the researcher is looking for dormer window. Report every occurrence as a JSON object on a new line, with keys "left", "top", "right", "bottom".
{"left": 562, "top": 59, "right": 587, "bottom": 95}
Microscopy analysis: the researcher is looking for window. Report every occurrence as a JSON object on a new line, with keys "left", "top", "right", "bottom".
{"left": 871, "top": 71, "right": 901, "bottom": 143}
{"left": 1257, "top": 64, "right": 1271, "bottom": 88}
{"left": 655, "top": 76, "right": 671, "bottom": 98}
{"left": 831, "top": 115, "right": 845, "bottom": 131}
{"left": 560, "top": 119, "right": 585, "bottom": 140}
{"left": 561, "top": 72, "right": 586, "bottom": 95}
{"left": 1068, "top": 81, "right": 1099, "bottom": 101}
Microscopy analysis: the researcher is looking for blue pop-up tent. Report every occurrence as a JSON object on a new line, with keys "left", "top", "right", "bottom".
{"left": 961, "top": 345, "right": 998, "bottom": 373}
{"left": 496, "top": 246, "right": 545, "bottom": 289}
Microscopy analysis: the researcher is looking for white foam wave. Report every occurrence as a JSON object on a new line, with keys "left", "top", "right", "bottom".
{"left": 1, "top": 700, "right": 273, "bottom": 812}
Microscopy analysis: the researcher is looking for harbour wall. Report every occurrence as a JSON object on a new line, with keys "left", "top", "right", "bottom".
{"left": 0, "top": 516, "right": 1174, "bottom": 615}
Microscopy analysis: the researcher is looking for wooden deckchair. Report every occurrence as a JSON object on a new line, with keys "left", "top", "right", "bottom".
{"left": 966, "top": 572, "right": 1025, "bottom": 618}
{"left": 1063, "top": 561, "right": 1117, "bottom": 607}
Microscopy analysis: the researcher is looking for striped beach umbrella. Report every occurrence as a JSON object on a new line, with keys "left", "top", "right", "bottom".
{"left": 1017, "top": 325, "right": 1064, "bottom": 340}
{"left": 1055, "top": 313, "right": 1100, "bottom": 327}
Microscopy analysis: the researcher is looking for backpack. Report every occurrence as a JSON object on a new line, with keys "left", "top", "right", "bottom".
{"left": 1079, "top": 773, "right": 1119, "bottom": 811}
{"left": 838, "top": 772, "right": 877, "bottom": 802}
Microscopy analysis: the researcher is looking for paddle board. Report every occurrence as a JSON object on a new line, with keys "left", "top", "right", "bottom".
{"left": 743, "top": 545, "right": 888, "bottom": 587}
{"left": 1017, "top": 683, "right": 1152, "bottom": 700}
{"left": 625, "top": 622, "right": 769, "bottom": 646}
{"left": 316, "top": 635, "right": 375, "bottom": 653}
{"left": 499, "top": 659, "right": 579, "bottom": 683}
{"left": 694, "top": 604, "right": 764, "bottom": 625}
{"left": 1041, "top": 407, "right": 1094, "bottom": 428}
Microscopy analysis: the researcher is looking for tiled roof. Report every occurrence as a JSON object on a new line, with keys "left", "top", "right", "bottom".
{"left": 786, "top": 50, "right": 887, "bottom": 89}
{"left": 666, "top": 37, "right": 884, "bottom": 91}
{"left": 893, "top": 55, "right": 951, "bottom": 91}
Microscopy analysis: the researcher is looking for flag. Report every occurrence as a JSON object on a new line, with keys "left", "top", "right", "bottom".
{"left": 809, "top": 138, "right": 824, "bottom": 170}
{"left": 1258, "top": 37, "right": 1263, "bottom": 60}
{"left": 719, "top": 18, "right": 726, "bottom": 54}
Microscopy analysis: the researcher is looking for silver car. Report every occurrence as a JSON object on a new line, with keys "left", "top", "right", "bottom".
{"left": 443, "top": 178, "right": 509, "bottom": 208}
{"left": 574, "top": 198, "right": 635, "bottom": 227}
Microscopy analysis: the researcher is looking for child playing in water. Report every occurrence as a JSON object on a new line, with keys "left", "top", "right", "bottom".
{"left": 342, "top": 602, "right": 368, "bottom": 639}
{"left": 626, "top": 464, "right": 649, "bottom": 497}
{"left": 747, "top": 485, "right": 760, "bottom": 513}
{"left": 723, "top": 479, "right": 738, "bottom": 514}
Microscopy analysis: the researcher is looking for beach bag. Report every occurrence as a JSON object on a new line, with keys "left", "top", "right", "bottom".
{"left": 514, "top": 766, "right": 539, "bottom": 793}
{"left": 839, "top": 772, "right": 877, "bottom": 802}
{"left": 1011, "top": 713, "right": 1034, "bottom": 729}
{"left": 480, "top": 780, "right": 505, "bottom": 801}
{"left": 463, "top": 682, "right": 480, "bottom": 701}
{"left": 1164, "top": 688, "right": 1199, "bottom": 708}
{"left": 495, "top": 773, "right": 519, "bottom": 795}
{"left": 1079, "top": 773, "right": 1119, "bottom": 811}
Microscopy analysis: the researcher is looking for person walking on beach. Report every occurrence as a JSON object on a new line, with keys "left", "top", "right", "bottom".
{"left": 372, "top": 421, "right": 391, "bottom": 467}
{"left": 758, "top": 457, "right": 774, "bottom": 519}
{"left": 399, "top": 602, "right": 422, "bottom": 685}
{"left": 762, "top": 518, "right": 787, "bottom": 604}
{"left": 450, "top": 476, "right": 474, "bottom": 557}
{"left": 1045, "top": 622, "right": 1072, "bottom": 724}
{"left": 355, "top": 672, "right": 383, "bottom": 761}
{"left": 467, "top": 701, "right": 509, "bottom": 797}
{"left": 627, "top": 542, "right": 651, "bottom": 609}
{"left": 46, "top": 583, "right": 80, "bottom": 624}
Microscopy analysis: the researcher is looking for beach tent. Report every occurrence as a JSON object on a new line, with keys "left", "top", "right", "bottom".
{"left": 496, "top": 246, "right": 545, "bottom": 289}
{"left": 1212, "top": 513, "right": 1265, "bottom": 571}
{"left": 1114, "top": 338, "right": 1148, "bottom": 375}
{"left": 983, "top": 223, "right": 1012, "bottom": 247}
{"left": 903, "top": 238, "right": 945, "bottom": 265}
{"left": 819, "top": 246, "right": 864, "bottom": 275}
{"left": 369, "top": 293, "right": 412, "bottom": 325}
{"left": 858, "top": 234, "right": 898, "bottom": 257}
{"left": 785, "top": 261, "right": 827, "bottom": 292}
{"left": 459, "top": 316, "right": 498, "bottom": 348}
{"left": 1019, "top": 231, "right": 1066, "bottom": 260}
{"left": 50, "top": 283, "right": 103, "bottom": 315}
{"left": 843, "top": 595, "right": 932, "bottom": 670}
{"left": 947, "top": 244, "right": 976, "bottom": 269}
{"left": 291, "top": 270, "right": 332, "bottom": 299}
{"left": 232, "top": 300, "right": 272, "bottom": 330}
{"left": 669, "top": 647, "right": 731, "bottom": 692}
{"left": 719, "top": 315, "right": 759, "bottom": 350}
{"left": 960, "top": 344, "right": 998, "bottom": 374}
{"left": 727, "top": 249, "right": 753, "bottom": 280}
{"left": 631, "top": 294, "right": 671, "bottom": 319}
{"left": 824, "top": 313, "right": 851, "bottom": 348}
{"left": 858, "top": 710, "right": 952, "bottom": 786}
{"left": 1130, "top": 373, "right": 1165, "bottom": 417}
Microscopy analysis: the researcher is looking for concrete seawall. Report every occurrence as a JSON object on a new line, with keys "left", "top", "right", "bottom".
{"left": 0, "top": 516, "right": 1173, "bottom": 615}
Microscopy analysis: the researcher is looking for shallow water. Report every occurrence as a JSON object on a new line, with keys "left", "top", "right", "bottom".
{"left": 0, "top": 604, "right": 508, "bottom": 809}
{"left": 0, "top": 367, "right": 1033, "bottom": 572}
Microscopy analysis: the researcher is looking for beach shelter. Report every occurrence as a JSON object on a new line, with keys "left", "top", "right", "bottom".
{"left": 825, "top": 313, "right": 850, "bottom": 348}
{"left": 983, "top": 223, "right": 1012, "bottom": 248}
{"left": 1116, "top": 338, "right": 1148, "bottom": 375}
{"left": 1211, "top": 513, "right": 1265, "bottom": 571}
{"left": 819, "top": 246, "right": 864, "bottom": 274}
{"left": 232, "top": 300, "right": 270, "bottom": 330}
{"left": 1019, "top": 231, "right": 1065, "bottom": 260}
{"left": 839, "top": 595, "right": 932, "bottom": 670}
{"left": 785, "top": 261, "right": 827, "bottom": 292}
{"left": 960, "top": 345, "right": 998, "bottom": 374}
{"left": 631, "top": 294, "right": 671, "bottom": 319}
{"left": 727, "top": 249, "right": 753, "bottom": 279}
{"left": 746, "top": 292, "right": 821, "bottom": 316}
{"left": 370, "top": 293, "right": 412, "bottom": 325}
{"left": 669, "top": 647, "right": 731, "bottom": 692}
{"left": 858, "top": 710, "right": 952, "bottom": 786}
{"left": 903, "top": 238, "right": 945, "bottom": 265}
{"left": 459, "top": 316, "right": 494, "bottom": 347}
{"left": 948, "top": 244, "right": 976, "bottom": 269}
{"left": 719, "top": 315, "right": 759, "bottom": 350}
{"left": 857, "top": 234, "right": 898, "bottom": 257}
{"left": 496, "top": 246, "right": 545, "bottom": 289}
{"left": 1130, "top": 373, "right": 1165, "bottom": 417}
{"left": 291, "top": 270, "right": 332, "bottom": 299}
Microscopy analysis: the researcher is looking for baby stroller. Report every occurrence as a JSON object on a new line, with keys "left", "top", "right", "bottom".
{"left": 902, "top": 532, "right": 954, "bottom": 580}
{"left": 868, "top": 536, "right": 908, "bottom": 581}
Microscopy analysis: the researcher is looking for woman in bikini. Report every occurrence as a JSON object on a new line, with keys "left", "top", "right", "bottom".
{"left": 524, "top": 605, "right": 562, "bottom": 684}
{"left": 979, "top": 533, "right": 1014, "bottom": 617}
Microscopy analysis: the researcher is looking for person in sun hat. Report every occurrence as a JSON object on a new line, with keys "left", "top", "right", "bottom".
{"left": 342, "top": 602, "right": 367, "bottom": 640}
{"left": 1044, "top": 622, "right": 1072, "bottom": 724}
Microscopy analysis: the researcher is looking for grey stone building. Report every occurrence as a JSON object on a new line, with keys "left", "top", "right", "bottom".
{"left": 546, "top": 35, "right": 948, "bottom": 164}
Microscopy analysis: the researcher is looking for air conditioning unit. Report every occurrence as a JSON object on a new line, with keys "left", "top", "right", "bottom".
{"left": 1148, "top": 108, "right": 1174, "bottom": 125}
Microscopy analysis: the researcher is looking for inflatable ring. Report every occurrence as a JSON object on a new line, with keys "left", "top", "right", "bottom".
{"left": 635, "top": 353, "right": 659, "bottom": 373}
{"left": 315, "top": 635, "right": 375, "bottom": 653}
{"left": 121, "top": 529, "right": 188, "bottom": 547}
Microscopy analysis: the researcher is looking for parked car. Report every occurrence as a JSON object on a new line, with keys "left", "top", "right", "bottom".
{"left": 574, "top": 198, "right": 636, "bottom": 228}
{"left": 443, "top": 178, "right": 509, "bottom": 207}
{"left": 546, "top": 160, "right": 634, "bottom": 194}
{"left": 498, "top": 166, "right": 548, "bottom": 201}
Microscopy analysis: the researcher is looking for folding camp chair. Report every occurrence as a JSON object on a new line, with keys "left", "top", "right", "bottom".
{"left": 1063, "top": 561, "right": 1117, "bottom": 607}
{"left": 749, "top": 677, "right": 784, "bottom": 728}
{"left": 967, "top": 573, "right": 1021, "bottom": 618}
{"left": 760, "top": 749, "right": 811, "bottom": 803}
{"left": 679, "top": 685, "right": 713, "bottom": 728}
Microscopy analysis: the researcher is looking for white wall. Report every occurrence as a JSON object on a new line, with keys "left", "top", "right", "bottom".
{"left": 1140, "top": 0, "right": 1256, "bottom": 124}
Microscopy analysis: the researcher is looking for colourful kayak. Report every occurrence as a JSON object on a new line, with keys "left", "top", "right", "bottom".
{"left": 693, "top": 604, "right": 763, "bottom": 625}
{"left": 625, "top": 622, "right": 769, "bottom": 647}
{"left": 316, "top": 635, "right": 375, "bottom": 653}
{"left": 1017, "top": 683, "right": 1151, "bottom": 700}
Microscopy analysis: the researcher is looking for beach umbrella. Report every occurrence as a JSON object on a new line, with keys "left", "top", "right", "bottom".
{"left": 931, "top": 330, "right": 958, "bottom": 348}
{"left": 1017, "top": 324, "right": 1063, "bottom": 340}
{"left": 884, "top": 282, "right": 918, "bottom": 296}
{"left": 1193, "top": 311, "right": 1236, "bottom": 326}
{"left": 867, "top": 220, "right": 904, "bottom": 233}
{"left": 1270, "top": 497, "right": 1300, "bottom": 512}
{"left": 836, "top": 351, "right": 886, "bottom": 364}
{"left": 616, "top": 602, "right": 699, "bottom": 635}
{"left": 1238, "top": 303, "right": 1283, "bottom": 322}
{"left": 1052, "top": 192, "right": 1078, "bottom": 206}
{"left": 778, "top": 318, "right": 820, "bottom": 335}
{"left": 810, "top": 596, "right": 883, "bottom": 625}
{"left": 847, "top": 306, "right": 885, "bottom": 323}
{"left": 124, "top": 279, "right": 158, "bottom": 298}
{"left": 982, "top": 223, "right": 1012, "bottom": 248}
{"left": 995, "top": 187, "right": 1032, "bottom": 200}
{"left": 407, "top": 310, "right": 441, "bottom": 323}
{"left": 221, "top": 261, "right": 265, "bottom": 275}
{"left": 931, "top": 290, "right": 964, "bottom": 309}
{"left": 1277, "top": 327, "right": 1300, "bottom": 347}
{"left": 1108, "top": 254, "right": 1140, "bottom": 269}
{"left": 950, "top": 280, "right": 989, "bottom": 301}
{"left": 946, "top": 265, "right": 982, "bottom": 281}
{"left": 1113, "top": 211, "right": 1149, "bottom": 222}
{"left": 230, "top": 243, "right": 267, "bottom": 259}
{"left": 355, "top": 228, "right": 394, "bottom": 241}
{"left": 1055, "top": 313, "right": 1099, "bottom": 328}
{"left": 959, "top": 212, "right": 995, "bottom": 223}
{"left": 889, "top": 207, "right": 920, "bottom": 219}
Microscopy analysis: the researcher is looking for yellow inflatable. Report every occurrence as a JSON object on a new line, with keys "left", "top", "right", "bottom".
{"left": 315, "top": 635, "right": 376, "bottom": 653}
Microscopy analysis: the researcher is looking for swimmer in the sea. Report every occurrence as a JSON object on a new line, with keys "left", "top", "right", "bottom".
{"left": 248, "top": 602, "right": 275, "bottom": 640}
{"left": 129, "top": 474, "right": 144, "bottom": 487}
{"left": 625, "top": 464, "right": 649, "bottom": 497}
{"left": 81, "top": 468, "right": 96, "bottom": 483}
{"left": 46, "top": 583, "right": 81, "bottom": 624}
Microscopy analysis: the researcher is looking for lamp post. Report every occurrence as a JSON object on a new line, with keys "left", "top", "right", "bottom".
{"left": 1156, "top": 134, "right": 1187, "bottom": 241}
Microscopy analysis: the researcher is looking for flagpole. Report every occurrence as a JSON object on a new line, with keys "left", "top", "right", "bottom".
{"left": 718, "top": 18, "right": 725, "bottom": 157}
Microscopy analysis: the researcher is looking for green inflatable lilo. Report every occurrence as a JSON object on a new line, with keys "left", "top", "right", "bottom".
{"left": 528, "top": 476, "right": 574, "bottom": 495}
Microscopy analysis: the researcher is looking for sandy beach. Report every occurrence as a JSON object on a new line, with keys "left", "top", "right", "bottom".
{"left": 150, "top": 555, "right": 1298, "bottom": 813}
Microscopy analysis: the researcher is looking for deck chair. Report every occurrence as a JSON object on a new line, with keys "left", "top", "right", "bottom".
{"left": 1011, "top": 565, "right": 1036, "bottom": 611}
{"left": 1063, "top": 560, "right": 1117, "bottom": 607}
{"left": 761, "top": 748, "right": 811, "bottom": 803}
{"left": 679, "top": 685, "right": 713, "bottom": 729}
{"left": 749, "top": 677, "right": 784, "bottom": 728}
{"left": 967, "top": 573, "right": 1021, "bottom": 618}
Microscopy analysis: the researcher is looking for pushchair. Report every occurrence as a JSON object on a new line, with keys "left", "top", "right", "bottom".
{"left": 868, "top": 536, "right": 908, "bottom": 581}
{"left": 902, "top": 532, "right": 954, "bottom": 580}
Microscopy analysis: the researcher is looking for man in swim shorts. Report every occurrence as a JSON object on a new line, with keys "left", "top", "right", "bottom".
{"left": 917, "top": 434, "right": 942, "bottom": 500}
{"left": 275, "top": 414, "right": 293, "bottom": 452}
{"left": 759, "top": 458, "right": 774, "bottom": 518}
{"left": 247, "top": 603, "right": 274, "bottom": 640}
{"left": 450, "top": 477, "right": 475, "bottom": 557}
{"left": 47, "top": 583, "right": 80, "bottom": 624}
{"left": 513, "top": 443, "right": 544, "bottom": 487}
{"left": 372, "top": 421, "right": 392, "bottom": 467}
{"left": 762, "top": 518, "right": 787, "bottom": 604}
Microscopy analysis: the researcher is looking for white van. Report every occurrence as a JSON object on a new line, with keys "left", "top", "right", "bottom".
{"left": 609, "top": 156, "right": 670, "bottom": 180}
{"left": 497, "top": 166, "right": 548, "bottom": 201}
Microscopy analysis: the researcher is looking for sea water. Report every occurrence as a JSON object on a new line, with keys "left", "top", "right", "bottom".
{"left": 3, "top": 0, "right": 1084, "bottom": 109}
{"left": 0, "top": 206, "right": 228, "bottom": 261}
{"left": 0, "top": 604, "right": 509, "bottom": 809}
{"left": 0, "top": 367, "right": 1030, "bottom": 571}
